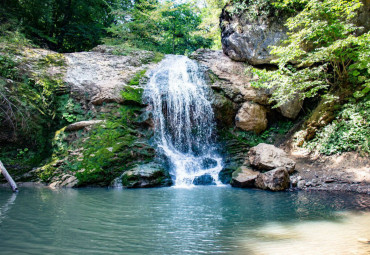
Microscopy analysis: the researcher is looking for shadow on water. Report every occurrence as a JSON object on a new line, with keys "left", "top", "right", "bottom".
{"left": 0, "top": 186, "right": 369, "bottom": 254}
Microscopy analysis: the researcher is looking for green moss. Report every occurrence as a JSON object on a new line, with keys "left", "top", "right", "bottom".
{"left": 37, "top": 53, "right": 65, "bottom": 68}
{"left": 121, "top": 70, "right": 147, "bottom": 104}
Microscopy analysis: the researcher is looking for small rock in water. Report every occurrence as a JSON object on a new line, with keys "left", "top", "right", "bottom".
{"left": 201, "top": 158, "right": 218, "bottom": 169}
{"left": 290, "top": 176, "right": 298, "bottom": 187}
{"left": 193, "top": 175, "right": 216, "bottom": 185}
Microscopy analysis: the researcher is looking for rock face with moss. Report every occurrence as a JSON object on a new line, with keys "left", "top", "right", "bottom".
{"left": 0, "top": 43, "right": 170, "bottom": 188}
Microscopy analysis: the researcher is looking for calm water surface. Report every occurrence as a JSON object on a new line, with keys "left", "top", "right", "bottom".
{"left": 0, "top": 186, "right": 369, "bottom": 255}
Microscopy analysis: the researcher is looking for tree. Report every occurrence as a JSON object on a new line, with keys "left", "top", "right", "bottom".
{"left": 197, "top": 0, "right": 227, "bottom": 50}
{"left": 1, "top": 0, "right": 117, "bottom": 52}
{"left": 107, "top": 0, "right": 212, "bottom": 54}
{"left": 251, "top": 0, "right": 369, "bottom": 107}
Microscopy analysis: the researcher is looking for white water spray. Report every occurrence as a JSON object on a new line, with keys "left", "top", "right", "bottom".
{"left": 144, "top": 55, "right": 223, "bottom": 187}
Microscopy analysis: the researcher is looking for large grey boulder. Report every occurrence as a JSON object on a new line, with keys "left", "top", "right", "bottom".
{"left": 191, "top": 49, "right": 270, "bottom": 105}
{"left": 121, "top": 163, "right": 172, "bottom": 188}
{"left": 235, "top": 102, "right": 267, "bottom": 133}
{"left": 248, "top": 143, "right": 296, "bottom": 173}
{"left": 255, "top": 167, "right": 290, "bottom": 191}
{"left": 220, "top": 4, "right": 288, "bottom": 65}
{"left": 231, "top": 166, "right": 259, "bottom": 188}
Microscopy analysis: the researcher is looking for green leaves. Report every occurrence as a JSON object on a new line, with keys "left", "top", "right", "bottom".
{"left": 107, "top": 1, "right": 212, "bottom": 54}
{"left": 251, "top": 0, "right": 369, "bottom": 107}
{"left": 305, "top": 98, "right": 370, "bottom": 155}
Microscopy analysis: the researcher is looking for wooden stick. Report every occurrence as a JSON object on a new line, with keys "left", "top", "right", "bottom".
{"left": 0, "top": 160, "right": 18, "bottom": 192}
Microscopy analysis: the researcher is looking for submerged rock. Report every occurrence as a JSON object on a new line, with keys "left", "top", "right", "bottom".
{"left": 248, "top": 143, "right": 296, "bottom": 173}
{"left": 231, "top": 166, "right": 259, "bottom": 188}
{"left": 255, "top": 167, "right": 290, "bottom": 191}
{"left": 193, "top": 175, "right": 216, "bottom": 185}
{"left": 121, "top": 163, "right": 172, "bottom": 188}
{"left": 235, "top": 102, "right": 267, "bottom": 133}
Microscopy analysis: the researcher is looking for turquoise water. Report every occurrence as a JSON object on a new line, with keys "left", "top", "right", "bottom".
{"left": 0, "top": 187, "right": 369, "bottom": 254}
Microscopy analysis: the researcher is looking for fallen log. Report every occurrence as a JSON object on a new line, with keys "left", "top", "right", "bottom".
{"left": 0, "top": 160, "right": 18, "bottom": 192}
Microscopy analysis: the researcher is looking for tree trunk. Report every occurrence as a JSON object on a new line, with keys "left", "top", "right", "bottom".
{"left": 0, "top": 161, "right": 18, "bottom": 192}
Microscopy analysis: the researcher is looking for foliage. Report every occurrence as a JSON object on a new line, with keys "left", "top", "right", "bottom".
{"left": 107, "top": 1, "right": 212, "bottom": 54}
{"left": 225, "top": 120, "right": 294, "bottom": 147}
{"left": 71, "top": 105, "right": 155, "bottom": 186}
{"left": 198, "top": 0, "right": 227, "bottom": 49}
{"left": 0, "top": 0, "right": 117, "bottom": 52}
{"left": 229, "top": 0, "right": 306, "bottom": 19}
{"left": 250, "top": 0, "right": 369, "bottom": 108}
{"left": 305, "top": 97, "right": 369, "bottom": 155}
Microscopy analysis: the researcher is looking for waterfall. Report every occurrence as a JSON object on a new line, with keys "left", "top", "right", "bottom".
{"left": 144, "top": 55, "right": 223, "bottom": 187}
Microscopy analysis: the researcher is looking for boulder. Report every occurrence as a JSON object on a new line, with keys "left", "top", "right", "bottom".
{"left": 193, "top": 175, "right": 216, "bottom": 185}
{"left": 278, "top": 94, "right": 303, "bottom": 119}
{"left": 220, "top": 3, "right": 288, "bottom": 65}
{"left": 255, "top": 167, "right": 290, "bottom": 191}
{"left": 231, "top": 166, "right": 259, "bottom": 188}
{"left": 248, "top": 143, "right": 296, "bottom": 173}
{"left": 235, "top": 102, "right": 267, "bottom": 133}
{"left": 121, "top": 163, "right": 172, "bottom": 188}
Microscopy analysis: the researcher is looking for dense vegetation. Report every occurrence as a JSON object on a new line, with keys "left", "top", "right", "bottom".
{"left": 0, "top": 0, "right": 224, "bottom": 54}
{"left": 248, "top": 0, "right": 369, "bottom": 154}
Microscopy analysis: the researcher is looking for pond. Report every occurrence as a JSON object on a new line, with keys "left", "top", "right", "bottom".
{"left": 0, "top": 186, "right": 369, "bottom": 255}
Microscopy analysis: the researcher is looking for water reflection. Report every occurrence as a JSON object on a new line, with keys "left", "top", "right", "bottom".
{"left": 0, "top": 187, "right": 369, "bottom": 255}
{"left": 0, "top": 192, "right": 17, "bottom": 224}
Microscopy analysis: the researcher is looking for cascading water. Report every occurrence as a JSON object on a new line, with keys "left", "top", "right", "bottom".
{"left": 144, "top": 55, "right": 223, "bottom": 187}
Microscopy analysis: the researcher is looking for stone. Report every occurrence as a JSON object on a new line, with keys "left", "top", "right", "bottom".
{"left": 60, "top": 175, "right": 78, "bottom": 188}
{"left": 65, "top": 49, "right": 158, "bottom": 109}
{"left": 211, "top": 92, "right": 237, "bottom": 127}
{"left": 290, "top": 176, "right": 298, "bottom": 187}
{"left": 191, "top": 49, "right": 270, "bottom": 105}
{"left": 235, "top": 102, "right": 267, "bottom": 133}
{"left": 49, "top": 174, "right": 78, "bottom": 188}
{"left": 193, "top": 175, "right": 216, "bottom": 185}
{"left": 297, "top": 180, "right": 306, "bottom": 189}
{"left": 255, "top": 167, "right": 290, "bottom": 191}
{"left": 220, "top": 3, "right": 288, "bottom": 65}
{"left": 248, "top": 143, "right": 296, "bottom": 173}
{"left": 231, "top": 166, "right": 259, "bottom": 188}
{"left": 277, "top": 94, "right": 303, "bottom": 119}
{"left": 121, "top": 163, "right": 172, "bottom": 188}
{"left": 65, "top": 120, "right": 104, "bottom": 132}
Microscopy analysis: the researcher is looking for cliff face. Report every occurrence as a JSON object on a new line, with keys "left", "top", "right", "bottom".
{"left": 220, "top": 2, "right": 288, "bottom": 65}
{"left": 0, "top": 45, "right": 167, "bottom": 187}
